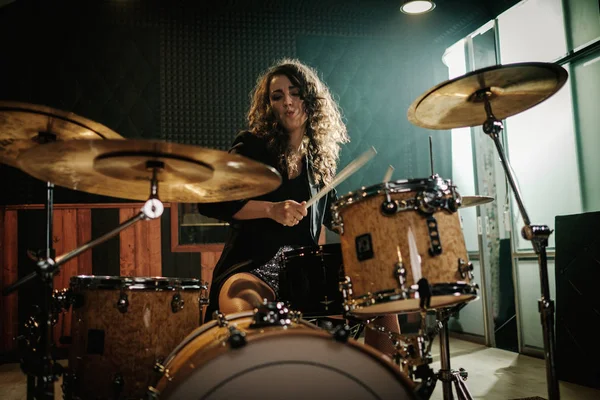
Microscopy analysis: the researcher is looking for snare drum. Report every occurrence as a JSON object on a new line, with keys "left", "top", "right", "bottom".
{"left": 148, "top": 306, "right": 415, "bottom": 399}
{"left": 279, "top": 244, "right": 344, "bottom": 317}
{"left": 332, "top": 176, "right": 478, "bottom": 315}
{"left": 66, "top": 276, "right": 206, "bottom": 400}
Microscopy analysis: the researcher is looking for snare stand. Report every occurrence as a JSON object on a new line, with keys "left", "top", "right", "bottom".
{"left": 436, "top": 305, "right": 473, "bottom": 400}
{"left": 2, "top": 169, "right": 165, "bottom": 400}
{"left": 478, "top": 90, "right": 559, "bottom": 400}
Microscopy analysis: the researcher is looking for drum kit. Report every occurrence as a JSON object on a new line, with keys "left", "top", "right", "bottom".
{"left": 0, "top": 60, "right": 567, "bottom": 400}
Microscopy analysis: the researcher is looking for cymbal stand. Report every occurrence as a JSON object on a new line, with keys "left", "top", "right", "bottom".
{"left": 436, "top": 305, "right": 473, "bottom": 400}
{"left": 477, "top": 90, "right": 559, "bottom": 400}
{"left": 2, "top": 166, "right": 165, "bottom": 400}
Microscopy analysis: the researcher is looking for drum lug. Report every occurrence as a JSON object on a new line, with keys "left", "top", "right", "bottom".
{"left": 426, "top": 216, "right": 442, "bottom": 256}
{"left": 213, "top": 311, "right": 229, "bottom": 327}
{"left": 340, "top": 276, "right": 355, "bottom": 312}
{"left": 153, "top": 362, "right": 166, "bottom": 375}
{"left": 199, "top": 283, "right": 210, "bottom": 306}
{"left": 171, "top": 292, "right": 184, "bottom": 313}
{"left": 458, "top": 259, "right": 474, "bottom": 280}
{"left": 394, "top": 261, "right": 408, "bottom": 299}
{"left": 331, "top": 210, "right": 344, "bottom": 234}
{"left": 116, "top": 291, "right": 129, "bottom": 313}
{"left": 147, "top": 386, "right": 161, "bottom": 399}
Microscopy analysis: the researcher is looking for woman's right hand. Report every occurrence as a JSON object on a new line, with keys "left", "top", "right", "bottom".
{"left": 268, "top": 200, "right": 307, "bottom": 227}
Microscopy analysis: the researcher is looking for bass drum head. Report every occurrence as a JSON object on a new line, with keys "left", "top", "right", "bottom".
{"left": 157, "top": 313, "right": 415, "bottom": 400}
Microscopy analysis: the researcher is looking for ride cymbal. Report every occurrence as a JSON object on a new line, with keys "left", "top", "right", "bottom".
{"left": 407, "top": 62, "right": 568, "bottom": 130}
{"left": 460, "top": 195, "right": 494, "bottom": 208}
{"left": 17, "top": 139, "right": 282, "bottom": 203}
{"left": 0, "top": 101, "right": 124, "bottom": 168}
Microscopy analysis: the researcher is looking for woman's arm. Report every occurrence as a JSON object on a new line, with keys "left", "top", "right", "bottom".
{"left": 233, "top": 199, "right": 307, "bottom": 227}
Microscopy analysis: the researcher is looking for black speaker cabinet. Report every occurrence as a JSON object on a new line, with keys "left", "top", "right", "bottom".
{"left": 555, "top": 211, "right": 600, "bottom": 389}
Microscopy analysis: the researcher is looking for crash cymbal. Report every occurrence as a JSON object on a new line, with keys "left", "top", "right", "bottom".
{"left": 17, "top": 139, "right": 282, "bottom": 203}
{"left": 0, "top": 101, "right": 124, "bottom": 168}
{"left": 460, "top": 195, "right": 494, "bottom": 208}
{"left": 407, "top": 62, "right": 568, "bottom": 130}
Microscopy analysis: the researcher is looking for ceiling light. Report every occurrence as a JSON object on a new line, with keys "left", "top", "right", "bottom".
{"left": 400, "top": 0, "right": 436, "bottom": 15}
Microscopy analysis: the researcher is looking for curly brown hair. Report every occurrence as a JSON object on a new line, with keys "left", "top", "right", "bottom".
{"left": 247, "top": 58, "right": 349, "bottom": 185}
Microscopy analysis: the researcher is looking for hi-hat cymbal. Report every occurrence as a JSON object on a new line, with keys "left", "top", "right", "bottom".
{"left": 17, "top": 139, "right": 282, "bottom": 203}
{"left": 0, "top": 101, "right": 124, "bottom": 168}
{"left": 407, "top": 62, "right": 568, "bottom": 130}
{"left": 460, "top": 195, "right": 494, "bottom": 208}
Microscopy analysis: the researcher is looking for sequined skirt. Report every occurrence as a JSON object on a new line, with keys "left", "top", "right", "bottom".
{"left": 248, "top": 246, "right": 294, "bottom": 298}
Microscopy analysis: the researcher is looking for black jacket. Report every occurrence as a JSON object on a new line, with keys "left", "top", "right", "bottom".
{"left": 197, "top": 131, "right": 338, "bottom": 320}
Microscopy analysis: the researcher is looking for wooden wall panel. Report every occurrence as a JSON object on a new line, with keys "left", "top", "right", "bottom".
{"left": 52, "top": 209, "right": 93, "bottom": 347}
{"left": 119, "top": 208, "right": 162, "bottom": 277}
{"left": 200, "top": 251, "right": 221, "bottom": 320}
{"left": 1, "top": 210, "right": 18, "bottom": 353}
{"left": 76, "top": 209, "right": 93, "bottom": 276}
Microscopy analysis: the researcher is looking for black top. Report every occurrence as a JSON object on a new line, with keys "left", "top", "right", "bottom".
{"left": 197, "top": 131, "right": 338, "bottom": 321}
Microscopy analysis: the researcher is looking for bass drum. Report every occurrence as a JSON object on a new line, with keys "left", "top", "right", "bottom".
{"left": 149, "top": 309, "right": 416, "bottom": 400}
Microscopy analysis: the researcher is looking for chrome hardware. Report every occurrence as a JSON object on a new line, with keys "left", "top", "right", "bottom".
{"left": 340, "top": 276, "right": 354, "bottom": 312}
{"left": 381, "top": 199, "right": 398, "bottom": 215}
{"left": 250, "top": 301, "right": 293, "bottom": 328}
{"left": 51, "top": 288, "right": 71, "bottom": 326}
{"left": 364, "top": 319, "right": 434, "bottom": 381}
{"left": 458, "top": 259, "right": 474, "bottom": 280}
{"left": 320, "top": 296, "right": 334, "bottom": 310}
{"left": 332, "top": 176, "right": 462, "bottom": 232}
{"left": 426, "top": 216, "right": 442, "bottom": 256}
{"left": 153, "top": 362, "right": 166, "bottom": 375}
{"left": 213, "top": 311, "right": 228, "bottom": 327}
{"left": 116, "top": 291, "right": 129, "bottom": 313}
{"left": 171, "top": 293, "right": 184, "bottom": 313}
{"left": 394, "top": 263, "right": 408, "bottom": 299}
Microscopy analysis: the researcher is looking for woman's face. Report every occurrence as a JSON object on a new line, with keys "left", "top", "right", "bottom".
{"left": 268, "top": 74, "right": 308, "bottom": 136}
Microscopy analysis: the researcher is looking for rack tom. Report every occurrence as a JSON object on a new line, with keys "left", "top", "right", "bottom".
{"left": 332, "top": 176, "right": 477, "bottom": 315}
{"left": 65, "top": 275, "right": 207, "bottom": 400}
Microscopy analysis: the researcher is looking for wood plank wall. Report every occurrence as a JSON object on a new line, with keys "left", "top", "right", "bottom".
{"left": 0, "top": 203, "right": 221, "bottom": 356}
{"left": 1, "top": 208, "right": 18, "bottom": 355}
{"left": 0, "top": 203, "right": 323, "bottom": 355}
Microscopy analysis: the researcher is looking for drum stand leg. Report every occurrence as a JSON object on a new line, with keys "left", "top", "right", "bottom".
{"left": 437, "top": 313, "right": 473, "bottom": 400}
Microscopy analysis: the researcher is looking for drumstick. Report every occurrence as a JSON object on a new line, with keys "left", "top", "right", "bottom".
{"left": 304, "top": 146, "right": 377, "bottom": 208}
{"left": 383, "top": 165, "right": 394, "bottom": 183}
{"left": 407, "top": 227, "right": 422, "bottom": 282}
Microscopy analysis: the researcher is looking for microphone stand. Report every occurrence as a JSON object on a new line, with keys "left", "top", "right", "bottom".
{"left": 3, "top": 171, "right": 165, "bottom": 400}
{"left": 477, "top": 90, "right": 559, "bottom": 400}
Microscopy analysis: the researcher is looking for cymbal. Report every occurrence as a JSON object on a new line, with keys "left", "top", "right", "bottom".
{"left": 0, "top": 101, "right": 124, "bottom": 168}
{"left": 460, "top": 195, "right": 494, "bottom": 208}
{"left": 407, "top": 62, "right": 568, "bottom": 130}
{"left": 17, "top": 139, "right": 282, "bottom": 203}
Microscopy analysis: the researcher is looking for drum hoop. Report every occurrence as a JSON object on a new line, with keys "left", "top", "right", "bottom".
{"left": 69, "top": 275, "right": 205, "bottom": 290}
{"left": 281, "top": 243, "right": 341, "bottom": 260}
{"left": 332, "top": 177, "right": 444, "bottom": 213}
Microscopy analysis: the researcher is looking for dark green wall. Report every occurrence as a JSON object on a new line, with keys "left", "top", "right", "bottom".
{"left": 0, "top": 0, "right": 506, "bottom": 206}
